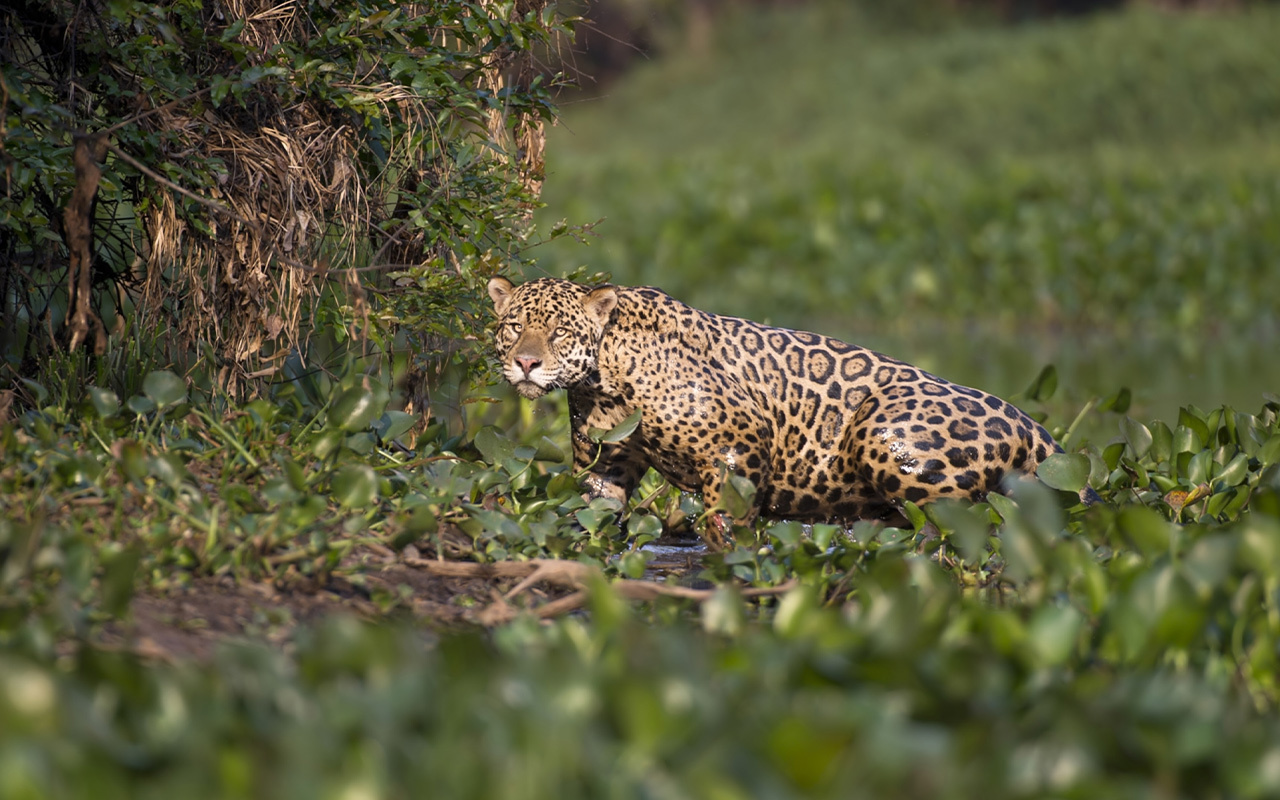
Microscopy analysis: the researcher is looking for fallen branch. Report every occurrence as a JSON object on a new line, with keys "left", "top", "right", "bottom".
{"left": 402, "top": 556, "right": 797, "bottom": 624}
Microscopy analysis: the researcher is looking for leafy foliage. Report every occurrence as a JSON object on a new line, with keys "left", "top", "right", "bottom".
{"left": 3, "top": 359, "right": 1280, "bottom": 795}
{"left": 1, "top": 0, "right": 569, "bottom": 392}
{"left": 536, "top": 5, "right": 1280, "bottom": 336}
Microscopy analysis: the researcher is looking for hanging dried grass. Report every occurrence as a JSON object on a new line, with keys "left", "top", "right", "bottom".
{"left": 129, "top": 0, "right": 550, "bottom": 394}
{"left": 2, "top": 0, "right": 559, "bottom": 395}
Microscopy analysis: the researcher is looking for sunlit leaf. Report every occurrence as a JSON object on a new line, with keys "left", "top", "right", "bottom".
{"left": 1172, "top": 425, "right": 1202, "bottom": 455}
{"left": 1036, "top": 452, "right": 1090, "bottom": 493}
{"left": 1121, "top": 417, "right": 1153, "bottom": 460}
{"left": 1149, "top": 421, "right": 1173, "bottom": 463}
{"left": 1216, "top": 453, "right": 1249, "bottom": 488}
{"left": 330, "top": 384, "right": 386, "bottom": 432}
{"left": 1178, "top": 407, "right": 1210, "bottom": 447}
{"left": 1260, "top": 434, "right": 1280, "bottom": 467}
{"left": 588, "top": 408, "right": 643, "bottom": 444}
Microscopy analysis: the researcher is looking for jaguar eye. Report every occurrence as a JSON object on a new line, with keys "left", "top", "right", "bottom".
{"left": 506, "top": 322, "right": 523, "bottom": 334}
{"left": 552, "top": 326, "right": 568, "bottom": 338}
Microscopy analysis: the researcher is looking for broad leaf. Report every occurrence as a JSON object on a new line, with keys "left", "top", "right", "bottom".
{"left": 143, "top": 370, "right": 188, "bottom": 408}
{"left": 86, "top": 386, "right": 120, "bottom": 418}
{"left": 330, "top": 384, "right": 386, "bottom": 432}
{"left": 1036, "top": 452, "right": 1090, "bottom": 493}
{"left": 1121, "top": 417, "right": 1153, "bottom": 460}
{"left": 589, "top": 408, "right": 642, "bottom": 444}
{"left": 332, "top": 464, "right": 379, "bottom": 508}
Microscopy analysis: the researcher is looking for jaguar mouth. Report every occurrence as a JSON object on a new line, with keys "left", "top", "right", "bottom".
{"left": 514, "top": 380, "right": 548, "bottom": 399}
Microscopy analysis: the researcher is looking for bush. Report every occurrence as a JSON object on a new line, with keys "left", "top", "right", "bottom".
{"left": 1, "top": 0, "right": 569, "bottom": 396}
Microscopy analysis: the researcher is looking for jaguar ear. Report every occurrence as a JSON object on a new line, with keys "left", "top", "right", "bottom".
{"left": 583, "top": 286, "right": 618, "bottom": 326}
{"left": 488, "top": 276, "right": 515, "bottom": 315}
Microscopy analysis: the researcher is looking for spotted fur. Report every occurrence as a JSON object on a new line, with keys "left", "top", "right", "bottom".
{"left": 489, "top": 276, "right": 1088, "bottom": 531}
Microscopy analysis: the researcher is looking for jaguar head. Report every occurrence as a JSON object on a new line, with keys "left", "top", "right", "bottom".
{"left": 487, "top": 277, "right": 619, "bottom": 399}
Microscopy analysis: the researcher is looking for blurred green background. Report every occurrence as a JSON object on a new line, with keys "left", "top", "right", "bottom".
{"left": 534, "top": 1, "right": 1280, "bottom": 436}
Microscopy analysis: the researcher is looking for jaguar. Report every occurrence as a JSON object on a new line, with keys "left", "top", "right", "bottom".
{"left": 489, "top": 276, "right": 1094, "bottom": 543}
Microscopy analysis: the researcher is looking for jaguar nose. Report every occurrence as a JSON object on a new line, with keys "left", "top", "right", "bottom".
{"left": 515, "top": 356, "right": 541, "bottom": 376}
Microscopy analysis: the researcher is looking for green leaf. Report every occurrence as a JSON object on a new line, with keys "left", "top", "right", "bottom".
{"left": 589, "top": 408, "right": 642, "bottom": 444}
{"left": 1121, "top": 417, "right": 1153, "bottom": 460}
{"left": 148, "top": 453, "right": 191, "bottom": 488}
{"left": 721, "top": 473, "right": 757, "bottom": 520}
{"left": 1149, "top": 421, "right": 1173, "bottom": 463}
{"left": 1102, "top": 441, "right": 1126, "bottom": 472}
{"left": 575, "top": 508, "right": 609, "bottom": 534}
{"left": 101, "top": 544, "right": 142, "bottom": 618}
{"left": 86, "top": 386, "right": 119, "bottom": 418}
{"left": 1172, "top": 425, "right": 1203, "bottom": 455}
{"left": 533, "top": 437, "right": 565, "bottom": 462}
{"left": 474, "top": 427, "right": 515, "bottom": 465}
{"left": 986, "top": 492, "right": 1017, "bottom": 523}
{"left": 220, "top": 18, "right": 246, "bottom": 41}
{"left": 1178, "top": 407, "right": 1210, "bottom": 447}
{"left": 774, "top": 584, "right": 820, "bottom": 638}
{"left": 374, "top": 410, "right": 418, "bottom": 443}
{"left": 1206, "top": 487, "right": 1237, "bottom": 519}
{"left": 1217, "top": 453, "right": 1250, "bottom": 488}
{"left": 627, "top": 513, "right": 663, "bottom": 538}
{"left": 768, "top": 520, "right": 804, "bottom": 548}
{"left": 618, "top": 551, "right": 648, "bottom": 579}
{"left": 332, "top": 464, "right": 379, "bottom": 509}
{"left": 1024, "top": 364, "right": 1057, "bottom": 402}
{"left": 312, "top": 428, "right": 343, "bottom": 459}
{"left": 702, "top": 585, "right": 745, "bottom": 637}
{"left": 262, "top": 477, "right": 299, "bottom": 505}
{"left": 1117, "top": 505, "right": 1171, "bottom": 557}
{"left": 19, "top": 378, "right": 48, "bottom": 405}
{"left": 143, "top": 370, "right": 188, "bottom": 408}
{"left": 1187, "top": 450, "right": 1212, "bottom": 486}
{"left": 930, "top": 500, "right": 989, "bottom": 562}
{"left": 1099, "top": 386, "right": 1131, "bottom": 414}
{"left": 1258, "top": 434, "right": 1280, "bottom": 467}
{"left": 1026, "top": 604, "right": 1082, "bottom": 667}
{"left": 127, "top": 394, "right": 157, "bottom": 415}
{"left": 901, "top": 500, "right": 929, "bottom": 531}
{"left": 1036, "top": 452, "right": 1090, "bottom": 493}
{"left": 330, "top": 384, "right": 387, "bottom": 432}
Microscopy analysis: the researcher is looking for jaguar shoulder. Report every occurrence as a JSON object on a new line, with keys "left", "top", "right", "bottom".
{"left": 488, "top": 276, "right": 1094, "bottom": 541}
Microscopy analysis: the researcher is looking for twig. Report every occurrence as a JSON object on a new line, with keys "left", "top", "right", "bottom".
{"left": 403, "top": 556, "right": 798, "bottom": 623}
{"left": 106, "top": 142, "right": 238, "bottom": 220}
{"left": 101, "top": 86, "right": 214, "bottom": 135}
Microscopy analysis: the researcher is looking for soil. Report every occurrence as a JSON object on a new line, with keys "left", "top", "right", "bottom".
{"left": 102, "top": 533, "right": 708, "bottom": 662}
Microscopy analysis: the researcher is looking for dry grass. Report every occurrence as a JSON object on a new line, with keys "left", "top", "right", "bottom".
{"left": 2, "top": 0, "right": 551, "bottom": 395}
